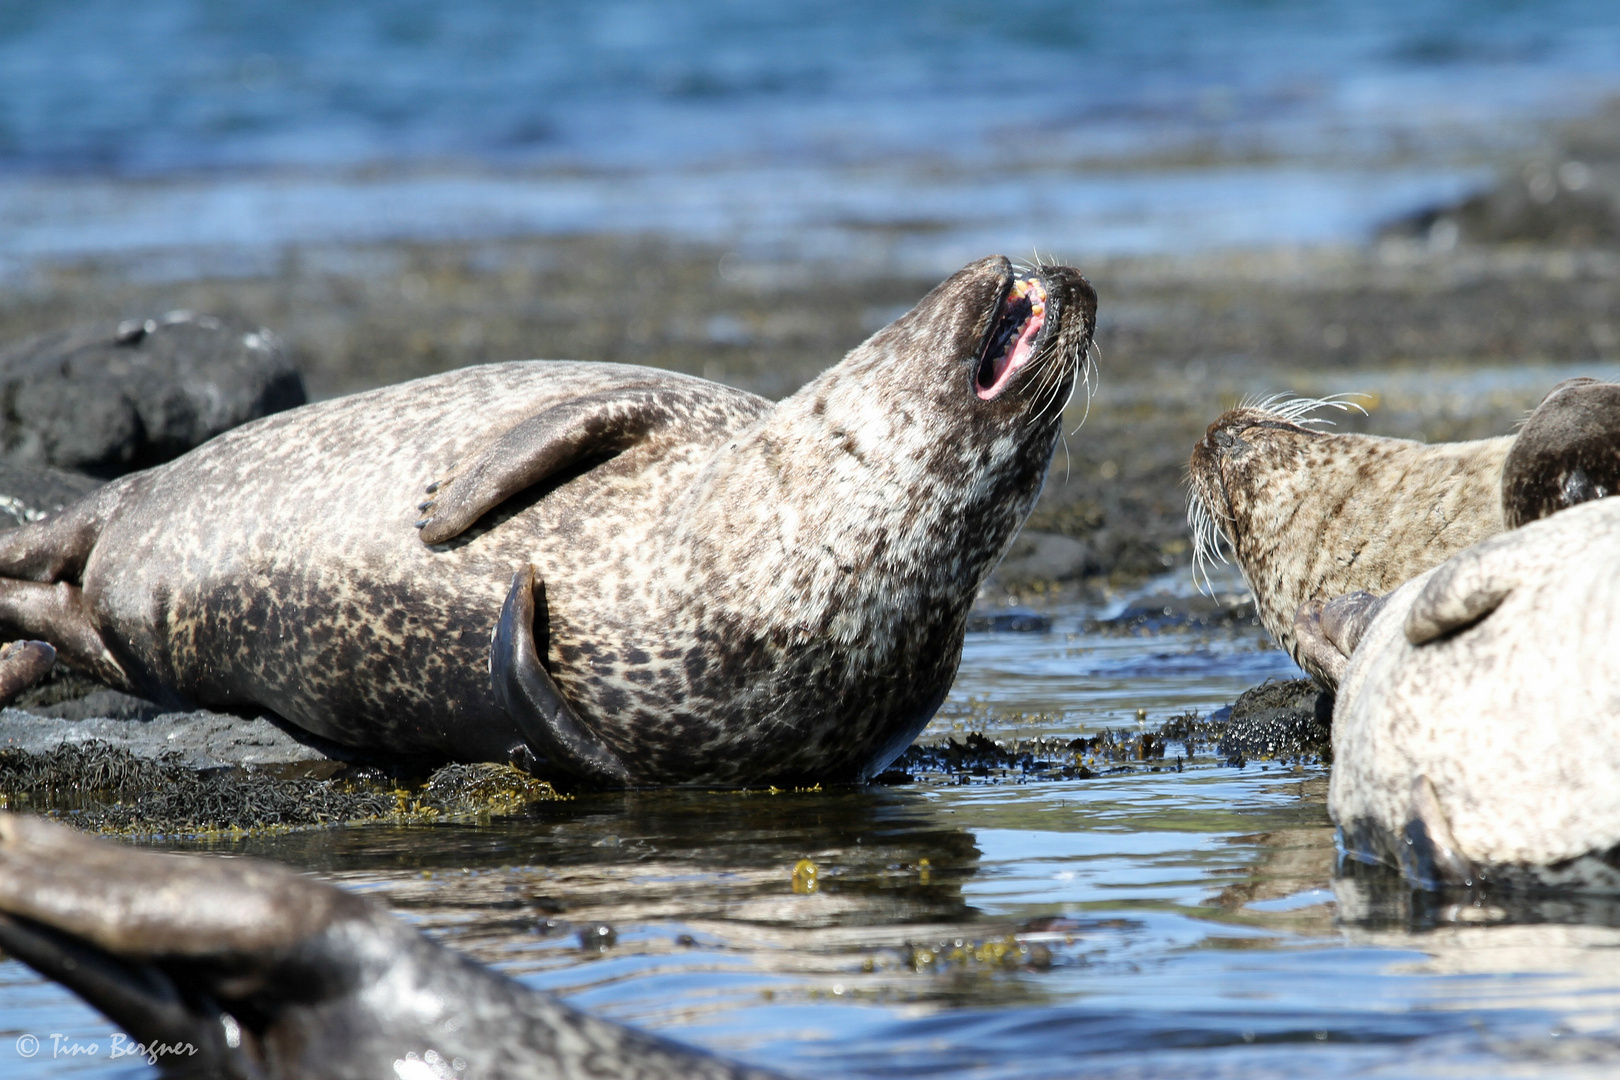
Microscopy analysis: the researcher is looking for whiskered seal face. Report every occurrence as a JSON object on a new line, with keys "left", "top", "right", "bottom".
{"left": 658, "top": 255, "right": 1098, "bottom": 780}
{"left": 1186, "top": 398, "right": 1510, "bottom": 675}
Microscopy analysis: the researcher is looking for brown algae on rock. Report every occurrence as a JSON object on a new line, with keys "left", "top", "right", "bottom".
{"left": 0, "top": 742, "right": 563, "bottom": 836}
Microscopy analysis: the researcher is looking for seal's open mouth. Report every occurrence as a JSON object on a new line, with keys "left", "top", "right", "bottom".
{"left": 974, "top": 276, "right": 1048, "bottom": 400}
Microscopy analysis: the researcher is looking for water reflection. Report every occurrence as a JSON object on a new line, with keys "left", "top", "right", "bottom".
{"left": 5, "top": 594, "right": 1620, "bottom": 1078}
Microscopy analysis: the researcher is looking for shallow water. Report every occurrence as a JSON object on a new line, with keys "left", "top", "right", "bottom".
{"left": 7, "top": 578, "right": 1620, "bottom": 1079}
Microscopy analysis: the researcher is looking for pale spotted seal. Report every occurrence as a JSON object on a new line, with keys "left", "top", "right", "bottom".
{"left": 1187, "top": 397, "right": 1511, "bottom": 680}
{"left": 0, "top": 256, "right": 1097, "bottom": 787}
{"left": 0, "top": 812, "right": 782, "bottom": 1078}
{"left": 1304, "top": 497, "right": 1620, "bottom": 891}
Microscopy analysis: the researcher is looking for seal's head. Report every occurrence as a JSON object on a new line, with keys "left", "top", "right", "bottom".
{"left": 665, "top": 255, "right": 1098, "bottom": 779}
{"left": 1503, "top": 377, "right": 1620, "bottom": 528}
{"left": 1186, "top": 396, "right": 1509, "bottom": 674}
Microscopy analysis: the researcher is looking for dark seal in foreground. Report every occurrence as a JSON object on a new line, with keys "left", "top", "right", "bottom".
{"left": 0, "top": 812, "right": 781, "bottom": 1079}
{"left": 0, "top": 256, "right": 1097, "bottom": 786}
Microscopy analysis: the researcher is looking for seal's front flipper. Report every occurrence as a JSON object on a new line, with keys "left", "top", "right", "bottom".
{"left": 1404, "top": 546, "right": 1517, "bottom": 645}
{"left": 492, "top": 567, "right": 633, "bottom": 787}
{"left": 416, "top": 389, "right": 680, "bottom": 545}
{"left": 1400, "top": 775, "right": 1475, "bottom": 889}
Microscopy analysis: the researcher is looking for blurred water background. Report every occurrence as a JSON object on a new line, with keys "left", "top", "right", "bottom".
{"left": 2, "top": 0, "right": 1619, "bottom": 274}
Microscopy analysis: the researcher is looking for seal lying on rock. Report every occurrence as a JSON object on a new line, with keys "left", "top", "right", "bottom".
{"left": 0, "top": 256, "right": 1097, "bottom": 786}
{"left": 1300, "top": 497, "right": 1620, "bottom": 891}
{"left": 0, "top": 812, "right": 781, "bottom": 1079}
{"left": 1187, "top": 396, "right": 1511, "bottom": 676}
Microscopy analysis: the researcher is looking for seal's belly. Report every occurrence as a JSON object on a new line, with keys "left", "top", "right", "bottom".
{"left": 81, "top": 362, "right": 765, "bottom": 761}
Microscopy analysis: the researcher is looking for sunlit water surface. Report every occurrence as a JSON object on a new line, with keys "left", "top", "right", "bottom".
{"left": 5, "top": 577, "right": 1620, "bottom": 1079}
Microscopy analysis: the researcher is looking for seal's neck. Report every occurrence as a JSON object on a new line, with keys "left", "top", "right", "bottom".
{"left": 666, "top": 355, "right": 1058, "bottom": 663}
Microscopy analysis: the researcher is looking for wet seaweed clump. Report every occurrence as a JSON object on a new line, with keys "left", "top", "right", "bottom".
{"left": 1201, "top": 678, "right": 1334, "bottom": 765}
{"left": 888, "top": 728, "right": 1177, "bottom": 784}
{"left": 886, "top": 677, "right": 1332, "bottom": 785}
{"left": 0, "top": 742, "right": 561, "bottom": 835}
{"left": 416, "top": 763, "right": 562, "bottom": 818}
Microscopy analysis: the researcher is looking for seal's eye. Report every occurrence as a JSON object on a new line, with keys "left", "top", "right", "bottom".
{"left": 975, "top": 278, "right": 1047, "bottom": 401}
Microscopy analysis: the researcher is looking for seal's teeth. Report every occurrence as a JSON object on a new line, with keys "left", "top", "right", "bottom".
{"left": 426, "top": 481, "right": 441, "bottom": 493}
{"left": 414, "top": 518, "right": 432, "bottom": 529}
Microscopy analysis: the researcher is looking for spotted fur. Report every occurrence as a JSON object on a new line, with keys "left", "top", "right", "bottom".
{"left": 0, "top": 256, "right": 1097, "bottom": 785}
{"left": 1186, "top": 397, "right": 1511, "bottom": 680}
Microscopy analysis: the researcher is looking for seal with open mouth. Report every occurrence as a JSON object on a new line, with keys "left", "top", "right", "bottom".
{"left": 1186, "top": 397, "right": 1511, "bottom": 678}
{"left": 0, "top": 256, "right": 1097, "bottom": 786}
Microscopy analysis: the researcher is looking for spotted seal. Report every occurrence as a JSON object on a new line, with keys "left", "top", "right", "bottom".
{"left": 1187, "top": 397, "right": 1511, "bottom": 679}
{"left": 1304, "top": 497, "right": 1620, "bottom": 891}
{"left": 0, "top": 256, "right": 1097, "bottom": 786}
{"left": 0, "top": 812, "right": 782, "bottom": 1078}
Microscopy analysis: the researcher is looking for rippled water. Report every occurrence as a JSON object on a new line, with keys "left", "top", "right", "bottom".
{"left": 2, "top": 0, "right": 1619, "bottom": 274}
{"left": 8, "top": 576, "right": 1620, "bottom": 1079}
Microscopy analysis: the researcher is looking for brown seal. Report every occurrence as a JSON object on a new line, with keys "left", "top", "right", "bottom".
{"left": 1187, "top": 397, "right": 1511, "bottom": 680}
{"left": 1502, "top": 377, "right": 1620, "bottom": 528}
{"left": 0, "top": 256, "right": 1097, "bottom": 787}
{"left": 0, "top": 811, "right": 782, "bottom": 1078}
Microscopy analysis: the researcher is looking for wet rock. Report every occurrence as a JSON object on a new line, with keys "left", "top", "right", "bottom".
{"left": 0, "top": 311, "right": 304, "bottom": 476}
{"left": 1087, "top": 592, "right": 1258, "bottom": 634}
{"left": 0, "top": 740, "right": 395, "bottom": 834}
{"left": 891, "top": 728, "right": 1176, "bottom": 783}
{"left": 0, "top": 463, "right": 102, "bottom": 527}
{"left": 1204, "top": 678, "right": 1333, "bottom": 763}
{"left": 417, "top": 763, "right": 561, "bottom": 817}
{"left": 1384, "top": 102, "right": 1620, "bottom": 247}
{"left": 989, "top": 529, "right": 1095, "bottom": 587}
{"left": 1390, "top": 170, "right": 1620, "bottom": 247}
{"left": 0, "top": 706, "right": 339, "bottom": 771}
{"left": 965, "top": 608, "right": 1053, "bottom": 633}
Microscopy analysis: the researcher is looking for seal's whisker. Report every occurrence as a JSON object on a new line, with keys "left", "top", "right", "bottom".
{"left": 1185, "top": 485, "right": 1231, "bottom": 597}
{"left": 1067, "top": 338, "right": 1099, "bottom": 435}
{"left": 1236, "top": 392, "right": 1368, "bottom": 429}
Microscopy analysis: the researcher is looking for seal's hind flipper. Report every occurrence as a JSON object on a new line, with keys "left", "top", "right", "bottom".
{"left": 0, "top": 640, "right": 54, "bottom": 706}
{"left": 416, "top": 390, "right": 679, "bottom": 545}
{"left": 492, "top": 567, "right": 633, "bottom": 787}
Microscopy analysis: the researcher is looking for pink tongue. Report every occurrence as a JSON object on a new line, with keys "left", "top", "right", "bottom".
{"left": 1004, "top": 312, "right": 1044, "bottom": 375}
{"left": 978, "top": 310, "right": 1046, "bottom": 399}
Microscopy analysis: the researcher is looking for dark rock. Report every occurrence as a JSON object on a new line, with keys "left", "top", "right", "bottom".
{"left": 1088, "top": 592, "right": 1258, "bottom": 634}
{"left": 26, "top": 689, "right": 165, "bottom": 723}
{"left": 1390, "top": 172, "right": 1620, "bottom": 247}
{"left": 0, "top": 706, "right": 339, "bottom": 771}
{"left": 1383, "top": 104, "right": 1620, "bottom": 248}
{"left": 0, "top": 311, "right": 304, "bottom": 477}
{"left": 1210, "top": 678, "right": 1333, "bottom": 763}
{"left": 989, "top": 529, "right": 1095, "bottom": 586}
{"left": 966, "top": 608, "right": 1053, "bottom": 633}
{"left": 0, "top": 463, "right": 102, "bottom": 527}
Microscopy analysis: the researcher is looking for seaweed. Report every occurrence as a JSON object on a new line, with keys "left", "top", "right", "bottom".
{"left": 0, "top": 742, "right": 561, "bottom": 836}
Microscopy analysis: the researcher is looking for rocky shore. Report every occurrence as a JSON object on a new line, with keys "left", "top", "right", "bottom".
{"left": 0, "top": 103, "right": 1614, "bottom": 829}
